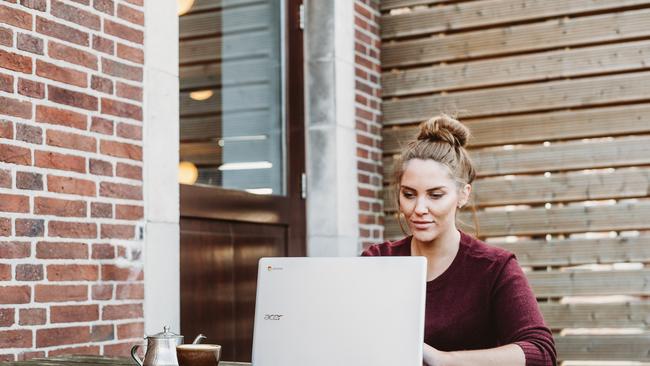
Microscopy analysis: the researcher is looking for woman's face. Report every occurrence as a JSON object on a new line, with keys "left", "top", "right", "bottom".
{"left": 398, "top": 159, "right": 470, "bottom": 244}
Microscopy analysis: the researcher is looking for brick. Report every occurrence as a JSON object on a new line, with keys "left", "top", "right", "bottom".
{"left": 0, "top": 264, "right": 9, "bottom": 281}
{"left": 0, "top": 4, "right": 32, "bottom": 30}
{"left": 0, "top": 170, "right": 9, "bottom": 189}
{"left": 93, "top": 0, "right": 114, "bottom": 15}
{"left": 0, "top": 120, "right": 12, "bottom": 139}
{"left": 91, "top": 243, "right": 114, "bottom": 259}
{"left": 90, "top": 116, "right": 113, "bottom": 135}
{"left": 117, "top": 43, "right": 143, "bottom": 64}
{"left": 91, "top": 75, "right": 113, "bottom": 94}
{"left": 115, "top": 204, "right": 143, "bottom": 220}
{"left": 0, "top": 330, "right": 31, "bottom": 348}
{"left": 105, "top": 19, "right": 143, "bottom": 44}
{"left": 124, "top": 0, "right": 143, "bottom": 6}
{"left": 35, "top": 151, "right": 86, "bottom": 173}
{"left": 0, "top": 96, "right": 32, "bottom": 119}
{"left": 51, "top": 0, "right": 100, "bottom": 30}
{"left": 35, "top": 284, "right": 87, "bottom": 302}
{"left": 0, "top": 73, "right": 12, "bottom": 93}
{"left": 0, "top": 286, "right": 30, "bottom": 304}
{"left": 90, "top": 202, "right": 112, "bottom": 218}
{"left": 92, "top": 34, "right": 114, "bottom": 54}
{"left": 0, "top": 27, "right": 12, "bottom": 47}
{"left": 15, "top": 219, "right": 44, "bottom": 237}
{"left": 49, "top": 346, "right": 99, "bottom": 357}
{"left": 90, "top": 324, "right": 113, "bottom": 342}
{"left": 104, "top": 342, "right": 132, "bottom": 358}
{"left": 36, "top": 60, "right": 88, "bottom": 88}
{"left": 0, "top": 242, "right": 30, "bottom": 258}
{"left": 15, "top": 264, "right": 43, "bottom": 281}
{"left": 15, "top": 123, "right": 42, "bottom": 144}
{"left": 101, "top": 98, "right": 142, "bottom": 120}
{"left": 70, "top": 0, "right": 90, "bottom": 4}
{"left": 35, "top": 197, "right": 86, "bottom": 217}
{"left": 36, "top": 241, "right": 87, "bottom": 259}
{"left": 19, "top": 0, "right": 46, "bottom": 11}
{"left": 102, "top": 303, "right": 142, "bottom": 320}
{"left": 89, "top": 158, "right": 112, "bottom": 176}
{"left": 17, "top": 33, "right": 43, "bottom": 55}
{"left": 36, "top": 105, "right": 87, "bottom": 130}
{"left": 115, "top": 162, "right": 141, "bottom": 181}
{"left": 49, "top": 41, "right": 98, "bottom": 70}
{"left": 36, "top": 326, "right": 90, "bottom": 347}
{"left": 48, "top": 175, "right": 96, "bottom": 196}
{"left": 16, "top": 172, "right": 43, "bottom": 190}
{"left": 49, "top": 221, "right": 97, "bottom": 239}
{"left": 46, "top": 130, "right": 96, "bottom": 152}
{"left": 17, "top": 351, "right": 44, "bottom": 361}
{"left": 0, "top": 194, "right": 29, "bottom": 213}
{"left": 0, "top": 308, "right": 15, "bottom": 327}
{"left": 100, "top": 140, "right": 142, "bottom": 160}
{"left": 48, "top": 264, "right": 98, "bottom": 281}
{"left": 101, "top": 224, "right": 134, "bottom": 239}
{"left": 117, "top": 4, "right": 144, "bottom": 26}
{"left": 99, "top": 182, "right": 142, "bottom": 200}
{"left": 118, "top": 322, "right": 144, "bottom": 340}
{"left": 36, "top": 16, "right": 89, "bottom": 46}
{"left": 116, "top": 283, "right": 143, "bottom": 300}
{"left": 0, "top": 170, "right": 9, "bottom": 190}
{"left": 102, "top": 58, "right": 142, "bottom": 81}
{"left": 18, "top": 78, "right": 45, "bottom": 99}
{"left": 91, "top": 284, "right": 113, "bottom": 300}
{"left": 48, "top": 85, "right": 98, "bottom": 111}
{"left": 0, "top": 219, "right": 10, "bottom": 236}
{"left": 51, "top": 304, "right": 98, "bottom": 323}
{"left": 101, "top": 264, "right": 142, "bottom": 281}
{"left": 116, "top": 82, "right": 142, "bottom": 102}
{"left": 0, "top": 355, "right": 13, "bottom": 362}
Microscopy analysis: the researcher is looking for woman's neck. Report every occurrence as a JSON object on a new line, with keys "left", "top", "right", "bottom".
{"left": 411, "top": 227, "right": 461, "bottom": 259}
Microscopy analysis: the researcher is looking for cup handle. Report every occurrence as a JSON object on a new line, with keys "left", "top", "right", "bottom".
{"left": 192, "top": 334, "right": 207, "bottom": 344}
{"left": 131, "top": 344, "right": 143, "bottom": 366}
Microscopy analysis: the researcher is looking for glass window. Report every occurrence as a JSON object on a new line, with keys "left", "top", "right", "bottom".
{"left": 179, "top": 0, "right": 285, "bottom": 195}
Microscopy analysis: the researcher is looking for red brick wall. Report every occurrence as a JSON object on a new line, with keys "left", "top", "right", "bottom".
{"left": 354, "top": 0, "right": 383, "bottom": 248}
{"left": 0, "top": 0, "right": 145, "bottom": 360}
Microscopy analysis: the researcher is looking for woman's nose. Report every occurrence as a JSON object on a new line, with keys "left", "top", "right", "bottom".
{"left": 414, "top": 197, "right": 428, "bottom": 214}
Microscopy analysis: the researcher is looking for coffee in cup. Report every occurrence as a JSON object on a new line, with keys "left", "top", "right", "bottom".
{"left": 176, "top": 344, "right": 221, "bottom": 366}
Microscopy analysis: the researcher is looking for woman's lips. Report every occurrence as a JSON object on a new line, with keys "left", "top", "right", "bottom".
{"left": 410, "top": 221, "right": 434, "bottom": 230}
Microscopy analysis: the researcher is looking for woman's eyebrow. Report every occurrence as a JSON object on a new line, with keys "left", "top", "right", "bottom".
{"left": 400, "top": 185, "right": 446, "bottom": 191}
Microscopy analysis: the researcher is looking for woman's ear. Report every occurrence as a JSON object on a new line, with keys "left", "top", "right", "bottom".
{"left": 458, "top": 183, "right": 472, "bottom": 208}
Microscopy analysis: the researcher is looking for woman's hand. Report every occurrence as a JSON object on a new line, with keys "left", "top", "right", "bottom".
{"left": 423, "top": 343, "right": 450, "bottom": 366}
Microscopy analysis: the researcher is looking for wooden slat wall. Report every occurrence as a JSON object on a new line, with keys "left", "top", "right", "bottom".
{"left": 380, "top": 0, "right": 650, "bottom": 362}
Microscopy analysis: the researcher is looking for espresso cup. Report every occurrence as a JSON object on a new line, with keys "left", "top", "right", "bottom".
{"left": 176, "top": 344, "right": 221, "bottom": 366}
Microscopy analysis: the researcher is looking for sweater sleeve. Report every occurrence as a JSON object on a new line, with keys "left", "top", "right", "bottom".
{"left": 491, "top": 256, "right": 557, "bottom": 366}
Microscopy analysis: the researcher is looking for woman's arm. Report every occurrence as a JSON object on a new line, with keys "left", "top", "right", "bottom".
{"left": 423, "top": 343, "right": 525, "bottom": 366}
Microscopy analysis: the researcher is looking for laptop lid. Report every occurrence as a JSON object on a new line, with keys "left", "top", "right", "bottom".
{"left": 252, "top": 257, "right": 427, "bottom": 366}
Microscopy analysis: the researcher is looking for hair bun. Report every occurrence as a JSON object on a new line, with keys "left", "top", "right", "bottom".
{"left": 417, "top": 114, "right": 470, "bottom": 147}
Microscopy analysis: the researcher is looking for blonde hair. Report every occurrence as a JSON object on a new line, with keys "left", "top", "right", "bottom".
{"left": 394, "top": 114, "right": 478, "bottom": 235}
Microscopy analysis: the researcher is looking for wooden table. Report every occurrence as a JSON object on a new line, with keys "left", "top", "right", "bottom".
{"left": 3, "top": 355, "right": 251, "bottom": 365}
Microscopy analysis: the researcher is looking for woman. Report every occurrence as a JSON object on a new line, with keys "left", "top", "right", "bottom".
{"left": 362, "top": 115, "right": 556, "bottom": 366}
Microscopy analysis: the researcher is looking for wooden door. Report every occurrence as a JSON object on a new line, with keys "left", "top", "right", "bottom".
{"left": 178, "top": 0, "right": 305, "bottom": 361}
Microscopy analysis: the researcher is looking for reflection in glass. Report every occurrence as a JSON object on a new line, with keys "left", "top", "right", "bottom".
{"left": 179, "top": 0, "right": 284, "bottom": 195}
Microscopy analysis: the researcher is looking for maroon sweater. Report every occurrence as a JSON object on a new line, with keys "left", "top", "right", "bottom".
{"left": 362, "top": 232, "right": 556, "bottom": 366}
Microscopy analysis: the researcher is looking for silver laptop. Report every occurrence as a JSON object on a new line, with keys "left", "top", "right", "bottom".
{"left": 252, "top": 257, "right": 427, "bottom": 366}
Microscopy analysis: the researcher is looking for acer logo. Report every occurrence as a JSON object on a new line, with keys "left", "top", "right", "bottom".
{"left": 264, "top": 314, "right": 284, "bottom": 320}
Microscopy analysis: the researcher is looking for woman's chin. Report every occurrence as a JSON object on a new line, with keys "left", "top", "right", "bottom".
{"left": 412, "top": 230, "right": 438, "bottom": 244}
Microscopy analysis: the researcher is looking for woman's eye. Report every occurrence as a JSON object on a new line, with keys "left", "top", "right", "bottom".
{"left": 401, "top": 192, "right": 415, "bottom": 199}
{"left": 429, "top": 193, "right": 444, "bottom": 199}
